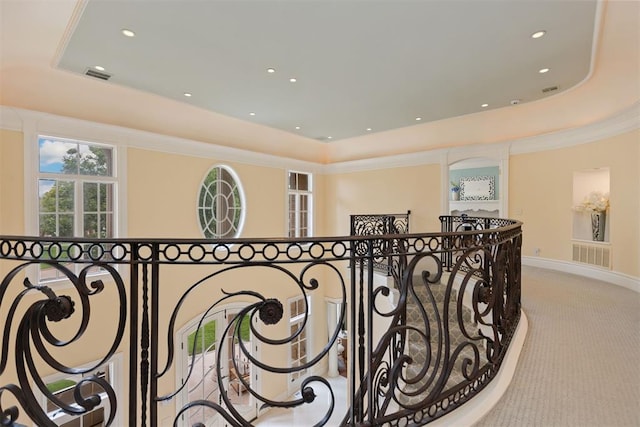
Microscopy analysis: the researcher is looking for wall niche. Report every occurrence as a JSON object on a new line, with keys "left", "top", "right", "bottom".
{"left": 449, "top": 158, "right": 501, "bottom": 218}
{"left": 572, "top": 168, "right": 610, "bottom": 243}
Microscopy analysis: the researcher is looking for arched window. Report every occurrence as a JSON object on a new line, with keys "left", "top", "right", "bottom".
{"left": 197, "top": 165, "right": 245, "bottom": 238}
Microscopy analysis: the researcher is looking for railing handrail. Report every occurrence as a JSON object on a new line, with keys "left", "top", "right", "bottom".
{"left": 0, "top": 216, "right": 522, "bottom": 427}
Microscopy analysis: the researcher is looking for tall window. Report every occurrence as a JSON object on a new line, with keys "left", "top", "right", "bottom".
{"left": 288, "top": 171, "right": 312, "bottom": 238}
{"left": 289, "top": 295, "right": 310, "bottom": 386}
{"left": 38, "top": 136, "right": 116, "bottom": 281}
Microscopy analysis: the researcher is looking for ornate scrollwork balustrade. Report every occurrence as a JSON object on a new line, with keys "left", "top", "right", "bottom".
{"left": 0, "top": 215, "right": 521, "bottom": 426}
{"left": 350, "top": 211, "right": 411, "bottom": 275}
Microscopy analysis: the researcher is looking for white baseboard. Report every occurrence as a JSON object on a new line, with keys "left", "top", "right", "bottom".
{"left": 522, "top": 256, "right": 640, "bottom": 293}
{"left": 430, "top": 310, "right": 529, "bottom": 427}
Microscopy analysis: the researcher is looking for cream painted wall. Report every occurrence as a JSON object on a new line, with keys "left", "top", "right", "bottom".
{"left": 509, "top": 129, "right": 639, "bottom": 277}
{"left": 323, "top": 163, "right": 442, "bottom": 238}
{"left": 1, "top": 109, "right": 639, "bottom": 426}
{"left": 126, "top": 147, "right": 324, "bottom": 239}
{"left": 0, "top": 133, "right": 332, "bottom": 424}
{"left": 0, "top": 129, "right": 24, "bottom": 236}
{"left": 126, "top": 146, "right": 333, "bottom": 420}
{"left": 0, "top": 128, "right": 24, "bottom": 286}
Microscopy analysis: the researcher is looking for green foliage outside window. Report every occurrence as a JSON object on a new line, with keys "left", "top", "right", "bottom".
{"left": 186, "top": 315, "right": 251, "bottom": 355}
{"left": 38, "top": 140, "right": 113, "bottom": 239}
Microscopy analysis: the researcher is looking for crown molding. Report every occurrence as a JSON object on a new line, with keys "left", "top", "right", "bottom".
{"left": 0, "top": 106, "right": 24, "bottom": 131}
{"left": 509, "top": 101, "right": 640, "bottom": 155}
{"left": 0, "top": 106, "right": 324, "bottom": 173}
{"left": 2, "top": 102, "right": 638, "bottom": 175}
{"left": 323, "top": 148, "right": 446, "bottom": 174}
{"left": 324, "top": 102, "right": 639, "bottom": 174}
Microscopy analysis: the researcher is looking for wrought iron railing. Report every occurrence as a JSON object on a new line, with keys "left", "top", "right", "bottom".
{"left": 0, "top": 215, "right": 521, "bottom": 426}
{"left": 350, "top": 211, "right": 410, "bottom": 275}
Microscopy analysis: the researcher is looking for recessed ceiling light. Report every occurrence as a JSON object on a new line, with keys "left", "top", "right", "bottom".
{"left": 184, "top": 92, "right": 192, "bottom": 97}
{"left": 481, "top": 103, "right": 489, "bottom": 108}
{"left": 267, "top": 68, "right": 275, "bottom": 74}
{"left": 94, "top": 65, "right": 105, "bottom": 71}
{"left": 295, "top": 126, "right": 301, "bottom": 130}
{"left": 289, "top": 78, "right": 297, "bottom": 83}
{"left": 327, "top": 136, "right": 333, "bottom": 139}
{"left": 539, "top": 68, "right": 550, "bottom": 74}
{"left": 531, "top": 30, "right": 546, "bottom": 39}
{"left": 121, "top": 29, "right": 136, "bottom": 37}
{"left": 415, "top": 117, "right": 422, "bottom": 121}
{"left": 366, "top": 128, "right": 372, "bottom": 131}
{"left": 249, "top": 112, "right": 256, "bottom": 116}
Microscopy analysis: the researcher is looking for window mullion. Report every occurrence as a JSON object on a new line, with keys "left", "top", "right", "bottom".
{"left": 295, "top": 192, "right": 301, "bottom": 238}
{"left": 76, "top": 179, "right": 83, "bottom": 238}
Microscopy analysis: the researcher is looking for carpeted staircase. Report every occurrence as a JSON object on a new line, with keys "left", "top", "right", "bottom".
{"left": 399, "top": 275, "right": 486, "bottom": 405}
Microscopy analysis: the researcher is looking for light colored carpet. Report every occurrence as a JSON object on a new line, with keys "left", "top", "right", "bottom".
{"left": 474, "top": 266, "right": 640, "bottom": 427}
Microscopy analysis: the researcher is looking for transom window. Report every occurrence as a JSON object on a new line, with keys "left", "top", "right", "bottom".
{"left": 288, "top": 171, "right": 312, "bottom": 238}
{"left": 37, "top": 136, "right": 117, "bottom": 282}
{"left": 197, "top": 165, "right": 245, "bottom": 239}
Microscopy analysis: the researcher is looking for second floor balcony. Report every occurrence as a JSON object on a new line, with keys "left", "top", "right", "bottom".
{"left": 0, "top": 215, "right": 522, "bottom": 426}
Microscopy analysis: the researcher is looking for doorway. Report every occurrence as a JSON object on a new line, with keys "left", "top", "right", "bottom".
{"left": 179, "top": 305, "right": 257, "bottom": 426}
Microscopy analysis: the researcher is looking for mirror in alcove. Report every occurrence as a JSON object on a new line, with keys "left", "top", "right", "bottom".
{"left": 448, "top": 158, "right": 501, "bottom": 218}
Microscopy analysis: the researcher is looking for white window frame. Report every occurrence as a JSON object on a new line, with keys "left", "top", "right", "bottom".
{"left": 287, "top": 171, "right": 313, "bottom": 238}
{"left": 37, "top": 353, "right": 123, "bottom": 427}
{"left": 288, "top": 294, "right": 311, "bottom": 391}
{"left": 176, "top": 303, "right": 259, "bottom": 426}
{"left": 196, "top": 164, "right": 246, "bottom": 239}
{"left": 26, "top": 131, "right": 126, "bottom": 285}
{"left": 36, "top": 134, "right": 118, "bottom": 283}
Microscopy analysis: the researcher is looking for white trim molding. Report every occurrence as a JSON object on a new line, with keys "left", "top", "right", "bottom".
{"left": 0, "top": 106, "right": 324, "bottom": 174}
{"left": 324, "top": 147, "right": 445, "bottom": 174}
{"left": 509, "top": 101, "right": 640, "bottom": 155}
{"left": 2, "top": 102, "right": 638, "bottom": 175}
{"left": 522, "top": 256, "right": 640, "bottom": 293}
{"left": 324, "top": 101, "right": 640, "bottom": 173}
{"left": 429, "top": 310, "right": 529, "bottom": 427}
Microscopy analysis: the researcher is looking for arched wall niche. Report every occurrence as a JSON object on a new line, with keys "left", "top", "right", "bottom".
{"left": 442, "top": 146, "right": 509, "bottom": 218}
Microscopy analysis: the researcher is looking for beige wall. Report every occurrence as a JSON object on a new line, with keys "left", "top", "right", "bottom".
{"left": 510, "top": 130, "right": 640, "bottom": 277}
{"left": 0, "top": 129, "right": 24, "bottom": 237}
{"left": 0, "top": 133, "right": 332, "bottom": 424}
{"left": 1, "top": 116, "right": 639, "bottom": 425}
{"left": 323, "top": 164, "right": 442, "bottom": 238}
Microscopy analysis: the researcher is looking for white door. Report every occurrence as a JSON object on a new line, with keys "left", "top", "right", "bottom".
{"left": 180, "top": 306, "right": 257, "bottom": 426}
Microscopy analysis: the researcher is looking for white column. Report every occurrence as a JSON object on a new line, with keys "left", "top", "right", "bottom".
{"left": 326, "top": 302, "right": 338, "bottom": 377}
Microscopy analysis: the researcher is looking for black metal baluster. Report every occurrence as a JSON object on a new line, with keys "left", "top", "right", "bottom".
{"left": 150, "top": 243, "right": 160, "bottom": 426}
{"left": 349, "top": 239, "right": 357, "bottom": 425}
{"left": 129, "top": 244, "right": 139, "bottom": 427}
{"left": 358, "top": 254, "right": 366, "bottom": 422}
{"left": 140, "top": 262, "right": 149, "bottom": 427}
{"left": 366, "top": 239, "right": 374, "bottom": 423}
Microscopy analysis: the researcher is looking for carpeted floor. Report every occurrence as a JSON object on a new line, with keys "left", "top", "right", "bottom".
{"left": 474, "top": 266, "right": 640, "bottom": 427}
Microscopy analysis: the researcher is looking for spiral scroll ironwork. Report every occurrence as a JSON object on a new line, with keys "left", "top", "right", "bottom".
{"left": 0, "top": 261, "right": 126, "bottom": 426}
{"left": 0, "top": 215, "right": 521, "bottom": 426}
